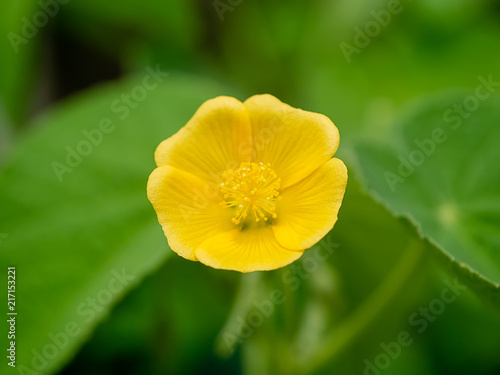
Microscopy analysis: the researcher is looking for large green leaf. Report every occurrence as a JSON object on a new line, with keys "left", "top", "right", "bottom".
{"left": 353, "top": 90, "right": 500, "bottom": 307}
{"left": 0, "top": 74, "right": 237, "bottom": 374}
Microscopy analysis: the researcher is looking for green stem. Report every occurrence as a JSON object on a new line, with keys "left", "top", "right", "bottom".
{"left": 300, "top": 239, "right": 426, "bottom": 374}
{"left": 215, "top": 272, "right": 262, "bottom": 357}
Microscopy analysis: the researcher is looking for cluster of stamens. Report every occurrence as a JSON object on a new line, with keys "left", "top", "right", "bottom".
{"left": 219, "top": 162, "right": 281, "bottom": 225}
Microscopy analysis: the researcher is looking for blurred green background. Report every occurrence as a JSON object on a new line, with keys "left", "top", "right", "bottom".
{"left": 1, "top": 0, "right": 500, "bottom": 374}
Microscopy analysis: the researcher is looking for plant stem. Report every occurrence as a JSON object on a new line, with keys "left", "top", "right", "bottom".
{"left": 214, "top": 272, "right": 262, "bottom": 357}
{"left": 299, "top": 239, "right": 426, "bottom": 374}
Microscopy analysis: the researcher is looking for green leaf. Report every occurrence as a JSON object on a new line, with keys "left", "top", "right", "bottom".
{"left": 353, "top": 90, "right": 500, "bottom": 308}
{"left": 0, "top": 74, "right": 238, "bottom": 374}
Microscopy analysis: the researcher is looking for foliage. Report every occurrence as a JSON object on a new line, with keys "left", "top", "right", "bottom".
{"left": 1, "top": 1, "right": 500, "bottom": 374}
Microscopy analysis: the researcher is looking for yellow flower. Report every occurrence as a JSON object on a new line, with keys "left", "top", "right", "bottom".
{"left": 147, "top": 94, "right": 347, "bottom": 272}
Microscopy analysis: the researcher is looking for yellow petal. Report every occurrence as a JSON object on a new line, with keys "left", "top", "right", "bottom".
{"left": 244, "top": 94, "right": 339, "bottom": 188}
{"left": 196, "top": 227, "right": 303, "bottom": 272}
{"left": 272, "top": 158, "right": 348, "bottom": 251}
{"left": 155, "top": 96, "right": 253, "bottom": 183}
{"left": 147, "top": 166, "right": 234, "bottom": 261}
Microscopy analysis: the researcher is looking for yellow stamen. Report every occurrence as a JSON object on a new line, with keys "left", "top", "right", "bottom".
{"left": 219, "top": 162, "right": 280, "bottom": 225}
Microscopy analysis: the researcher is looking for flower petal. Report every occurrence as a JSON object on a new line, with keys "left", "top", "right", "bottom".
{"left": 244, "top": 94, "right": 339, "bottom": 188}
{"left": 196, "top": 227, "right": 303, "bottom": 272}
{"left": 147, "top": 166, "right": 234, "bottom": 260}
{"left": 272, "top": 158, "right": 348, "bottom": 251}
{"left": 155, "top": 96, "right": 253, "bottom": 183}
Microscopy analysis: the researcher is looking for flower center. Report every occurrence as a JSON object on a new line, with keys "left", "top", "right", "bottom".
{"left": 219, "top": 162, "right": 281, "bottom": 225}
